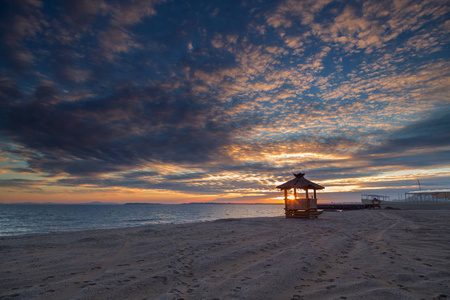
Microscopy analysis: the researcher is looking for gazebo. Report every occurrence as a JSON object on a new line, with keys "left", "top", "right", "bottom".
{"left": 276, "top": 172, "right": 325, "bottom": 219}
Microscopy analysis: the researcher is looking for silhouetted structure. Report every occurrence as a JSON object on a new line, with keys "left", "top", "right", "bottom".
{"left": 276, "top": 173, "right": 325, "bottom": 219}
{"left": 370, "top": 198, "right": 381, "bottom": 209}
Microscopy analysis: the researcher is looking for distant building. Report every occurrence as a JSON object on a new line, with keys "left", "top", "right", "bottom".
{"left": 405, "top": 189, "right": 450, "bottom": 202}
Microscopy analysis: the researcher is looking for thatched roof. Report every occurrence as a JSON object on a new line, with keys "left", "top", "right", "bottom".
{"left": 276, "top": 173, "right": 325, "bottom": 190}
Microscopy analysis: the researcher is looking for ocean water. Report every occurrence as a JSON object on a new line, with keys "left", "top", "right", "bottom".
{"left": 0, "top": 204, "right": 284, "bottom": 237}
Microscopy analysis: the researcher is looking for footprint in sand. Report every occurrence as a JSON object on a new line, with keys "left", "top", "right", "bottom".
{"left": 80, "top": 282, "right": 97, "bottom": 288}
{"left": 42, "top": 276, "right": 55, "bottom": 281}
{"left": 152, "top": 276, "right": 168, "bottom": 284}
{"left": 3, "top": 293, "right": 21, "bottom": 298}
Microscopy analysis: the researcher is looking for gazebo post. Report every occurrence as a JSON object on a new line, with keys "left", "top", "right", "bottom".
{"left": 305, "top": 189, "right": 310, "bottom": 211}
{"left": 294, "top": 188, "right": 297, "bottom": 201}
{"left": 284, "top": 189, "right": 288, "bottom": 214}
{"left": 314, "top": 189, "right": 317, "bottom": 200}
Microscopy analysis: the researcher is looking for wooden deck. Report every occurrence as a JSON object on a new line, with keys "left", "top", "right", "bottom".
{"left": 317, "top": 204, "right": 367, "bottom": 210}
{"left": 285, "top": 209, "right": 324, "bottom": 219}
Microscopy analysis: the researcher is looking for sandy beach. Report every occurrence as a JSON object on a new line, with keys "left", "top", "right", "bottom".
{"left": 1, "top": 210, "right": 449, "bottom": 300}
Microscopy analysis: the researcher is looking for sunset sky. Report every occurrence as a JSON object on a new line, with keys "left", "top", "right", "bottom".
{"left": 0, "top": 0, "right": 449, "bottom": 204}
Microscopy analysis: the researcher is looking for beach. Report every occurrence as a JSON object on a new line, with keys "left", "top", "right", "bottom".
{"left": 1, "top": 210, "right": 449, "bottom": 300}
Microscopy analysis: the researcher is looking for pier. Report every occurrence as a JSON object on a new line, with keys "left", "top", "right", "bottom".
{"left": 318, "top": 204, "right": 368, "bottom": 210}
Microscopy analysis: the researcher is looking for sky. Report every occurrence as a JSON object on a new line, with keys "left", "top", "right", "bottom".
{"left": 0, "top": 0, "right": 449, "bottom": 204}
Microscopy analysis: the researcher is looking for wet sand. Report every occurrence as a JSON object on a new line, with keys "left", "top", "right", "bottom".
{"left": 1, "top": 210, "right": 449, "bottom": 299}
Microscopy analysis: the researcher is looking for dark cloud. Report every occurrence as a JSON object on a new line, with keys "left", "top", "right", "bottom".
{"left": 0, "top": 78, "right": 22, "bottom": 100}
{"left": 0, "top": 178, "right": 43, "bottom": 191}
{"left": 4, "top": 167, "right": 39, "bottom": 174}
{"left": 1, "top": 80, "right": 261, "bottom": 176}
{"left": 54, "top": 168, "right": 274, "bottom": 194}
{"left": 367, "top": 149, "right": 450, "bottom": 168}
{"left": 63, "top": 0, "right": 106, "bottom": 25}
{"left": 218, "top": 162, "right": 285, "bottom": 173}
{"left": 386, "top": 110, "right": 450, "bottom": 149}
{"left": 304, "top": 111, "right": 450, "bottom": 179}
{"left": 34, "top": 85, "right": 60, "bottom": 104}
{"left": 362, "top": 108, "right": 450, "bottom": 155}
{"left": 121, "top": 171, "right": 159, "bottom": 179}
{"left": 0, "top": 0, "right": 44, "bottom": 71}
{"left": 163, "top": 172, "right": 207, "bottom": 181}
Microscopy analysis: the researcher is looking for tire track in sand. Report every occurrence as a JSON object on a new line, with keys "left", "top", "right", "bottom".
{"left": 374, "top": 212, "right": 402, "bottom": 243}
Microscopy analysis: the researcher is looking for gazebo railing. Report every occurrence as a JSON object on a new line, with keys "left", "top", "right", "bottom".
{"left": 286, "top": 197, "right": 318, "bottom": 210}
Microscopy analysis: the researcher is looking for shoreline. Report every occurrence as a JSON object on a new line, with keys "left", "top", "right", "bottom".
{"left": 0, "top": 204, "right": 285, "bottom": 238}
{"left": 0, "top": 216, "right": 282, "bottom": 239}
{"left": 1, "top": 210, "right": 449, "bottom": 299}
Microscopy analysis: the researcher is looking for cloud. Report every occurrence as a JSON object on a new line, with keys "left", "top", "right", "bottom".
{"left": 0, "top": 0, "right": 448, "bottom": 200}
{"left": 64, "top": 0, "right": 107, "bottom": 24}
{"left": 284, "top": 36, "right": 304, "bottom": 49}
{"left": 4, "top": 167, "right": 39, "bottom": 174}
{"left": 0, "top": 78, "right": 22, "bottom": 101}
{"left": 266, "top": 0, "right": 332, "bottom": 29}
{"left": 266, "top": 0, "right": 449, "bottom": 54}
{"left": 365, "top": 108, "right": 450, "bottom": 155}
{"left": 211, "top": 34, "right": 224, "bottom": 48}
{"left": 121, "top": 171, "right": 159, "bottom": 179}
{"left": 0, "top": 82, "right": 242, "bottom": 177}
{"left": 95, "top": 0, "right": 166, "bottom": 59}
{"left": 63, "top": 0, "right": 164, "bottom": 27}
{"left": 0, "top": 178, "right": 44, "bottom": 192}
{"left": 0, "top": 0, "right": 44, "bottom": 70}
{"left": 99, "top": 26, "right": 141, "bottom": 58}
{"left": 109, "top": 0, "right": 164, "bottom": 26}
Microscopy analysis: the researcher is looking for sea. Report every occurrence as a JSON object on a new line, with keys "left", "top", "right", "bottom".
{"left": 0, "top": 204, "right": 284, "bottom": 237}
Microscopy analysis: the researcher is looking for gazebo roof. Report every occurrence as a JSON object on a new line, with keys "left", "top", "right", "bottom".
{"left": 276, "top": 173, "right": 325, "bottom": 190}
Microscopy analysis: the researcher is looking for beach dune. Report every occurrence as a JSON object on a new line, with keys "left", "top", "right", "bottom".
{"left": 1, "top": 210, "right": 449, "bottom": 299}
